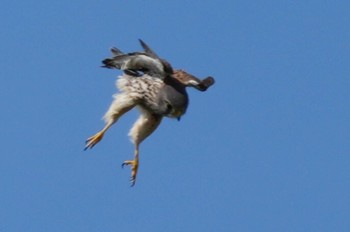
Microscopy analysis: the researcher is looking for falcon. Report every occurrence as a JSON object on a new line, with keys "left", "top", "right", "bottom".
{"left": 85, "top": 40, "right": 214, "bottom": 186}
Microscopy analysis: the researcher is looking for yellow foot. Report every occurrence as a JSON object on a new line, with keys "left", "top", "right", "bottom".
{"left": 122, "top": 159, "right": 139, "bottom": 186}
{"left": 84, "top": 131, "right": 104, "bottom": 150}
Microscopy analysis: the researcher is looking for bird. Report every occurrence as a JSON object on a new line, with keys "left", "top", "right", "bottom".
{"left": 85, "top": 40, "right": 215, "bottom": 186}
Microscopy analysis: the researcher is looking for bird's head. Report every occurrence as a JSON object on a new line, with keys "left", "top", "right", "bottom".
{"left": 157, "top": 78, "right": 189, "bottom": 119}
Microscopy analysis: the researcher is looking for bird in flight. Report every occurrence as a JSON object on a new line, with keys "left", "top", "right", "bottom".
{"left": 85, "top": 40, "right": 215, "bottom": 186}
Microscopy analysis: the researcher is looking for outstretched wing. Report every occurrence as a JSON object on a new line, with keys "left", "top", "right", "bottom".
{"left": 172, "top": 70, "right": 215, "bottom": 91}
{"left": 105, "top": 47, "right": 145, "bottom": 76}
{"left": 101, "top": 40, "right": 214, "bottom": 90}
{"left": 102, "top": 53, "right": 164, "bottom": 75}
{"left": 102, "top": 40, "right": 173, "bottom": 79}
{"left": 138, "top": 40, "right": 214, "bottom": 90}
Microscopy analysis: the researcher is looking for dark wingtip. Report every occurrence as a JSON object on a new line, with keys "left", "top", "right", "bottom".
{"left": 138, "top": 39, "right": 159, "bottom": 58}
{"left": 138, "top": 39, "right": 147, "bottom": 50}
{"left": 138, "top": 39, "right": 148, "bottom": 49}
{"left": 101, "top": 58, "right": 110, "bottom": 68}
{"left": 197, "top": 76, "right": 215, "bottom": 91}
{"left": 101, "top": 58, "right": 117, "bottom": 69}
{"left": 202, "top": 76, "right": 215, "bottom": 86}
{"left": 138, "top": 38, "right": 145, "bottom": 45}
{"left": 110, "top": 47, "right": 124, "bottom": 56}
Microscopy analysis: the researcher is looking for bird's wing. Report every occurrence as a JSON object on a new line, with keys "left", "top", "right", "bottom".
{"left": 110, "top": 47, "right": 124, "bottom": 56}
{"left": 107, "top": 47, "right": 140, "bottom": 76}
{"left": 102, "top": 40, "right": 174, "bottom": 79}
{"left": 139, "top": 39, "right": 159, "bottom": 59}
{"left": 102, "top": 53, "right": 166, "bottom": 77}
{"left": 172, "top": 70, "right": 215, "bottom": 91}
{"left": 138, "top": 39, "right": 174, "bottom": 75}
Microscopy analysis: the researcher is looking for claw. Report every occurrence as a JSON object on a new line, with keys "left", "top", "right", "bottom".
{"left": 84, "top": 131, "right": 104, "bottom": 150}
{"left": 121, "top": 161, "right": 130, "bottom": 169}
{"left": 130, "top": 178, "right": 136, "bottom": 187}
{"left": 122, "top": 160, "right": 138, "bottom": 186}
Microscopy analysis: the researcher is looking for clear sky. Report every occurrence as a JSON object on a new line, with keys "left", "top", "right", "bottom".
{"left": 1, "top": 1, "right": 349, "bottom": 231}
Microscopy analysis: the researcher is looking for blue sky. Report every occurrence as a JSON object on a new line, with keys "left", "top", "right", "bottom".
{"left": 1, "top": 1, "right": 349, "bottom": 231}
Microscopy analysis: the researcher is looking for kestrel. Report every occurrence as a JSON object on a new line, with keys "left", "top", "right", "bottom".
{"left": 85, "top": 40, "right": 214, "bottom": 186}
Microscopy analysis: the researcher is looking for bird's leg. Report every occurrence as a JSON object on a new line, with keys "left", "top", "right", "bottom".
{"left": 84, "top": 93, "right": 137, "bottom": 150}
{"left": 122, "top": 111, "right": 163, "bottom": 186}
{"left": 122, "top": 143, "right": 140, "bottom": 186}
{"left": 84, "top": 121, "right": 113, "bottom": 150}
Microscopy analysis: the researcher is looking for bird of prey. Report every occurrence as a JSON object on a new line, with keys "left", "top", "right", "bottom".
{"left": 85, "top": 40, "right": 214, "bottom": 186}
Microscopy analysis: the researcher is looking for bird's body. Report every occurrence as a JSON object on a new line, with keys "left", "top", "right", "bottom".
{"left": 108, "top": 73, "right": 188, "bottom": 120}
{"left": 85, "top": 40, "right": 214, "bottom": 186}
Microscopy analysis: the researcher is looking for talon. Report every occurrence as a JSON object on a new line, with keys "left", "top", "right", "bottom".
{"left": 84, "top": 131, "right": 104, "bottom": 150}
{"left": 122, "top": 159, "right": 139, "bottom": 186}
{"left": 121, "top": 161, "right": 131, "bottom": 168}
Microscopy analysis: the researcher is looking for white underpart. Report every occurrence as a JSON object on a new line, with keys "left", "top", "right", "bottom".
{"left": 102, "top": 75, "right": 139, "bottom": 124}
{"left": 129, "top": 107, "right": 162, "bottom": 145}
{"left": 102, "top": 93, "right": 136, "bottom": 124}
{"left": 102, "top": 74, "right": 163, "bottom": 146}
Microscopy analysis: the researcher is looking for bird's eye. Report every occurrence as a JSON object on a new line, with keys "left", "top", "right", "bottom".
{"left": 165, "top": 101, "right": 173, "bottom": 113}
{"left": 166, "top": 102, "right": 172, "bottom": 111}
